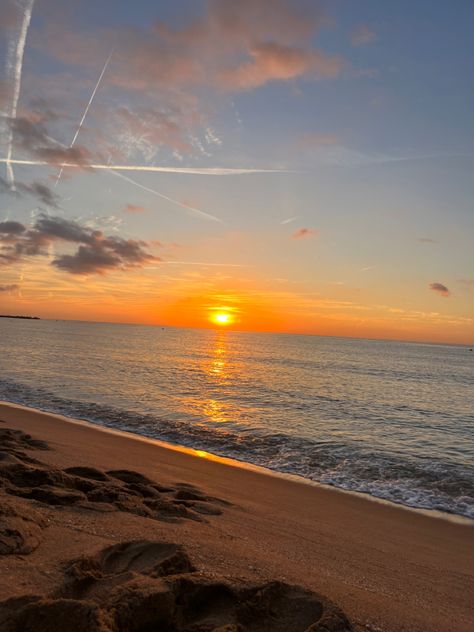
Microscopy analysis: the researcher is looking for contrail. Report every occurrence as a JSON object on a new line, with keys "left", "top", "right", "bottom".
{"left": 1, "top": 158, "right": 284, "bottom": 176}
{"left": 4, "top": 0, "right": 35, "bottom": 189}
{"left": 108, "top": 169, "right": 222, "bottom": 222}
{"left": 54, "top": 50, "right": 113, "bottom": 187}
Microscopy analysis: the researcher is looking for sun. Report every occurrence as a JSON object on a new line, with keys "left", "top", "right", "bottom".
{"left": 210, "top": 312, "right": 232, "bottom": 326}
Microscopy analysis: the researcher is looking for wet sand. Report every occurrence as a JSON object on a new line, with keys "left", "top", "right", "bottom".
{"left": 0, "top": 401, "right": 473, "bottom": 631}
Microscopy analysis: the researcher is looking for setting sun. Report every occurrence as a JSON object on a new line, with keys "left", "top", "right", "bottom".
{"left": 211, "top": 312, "right": 232, "bottom": 326}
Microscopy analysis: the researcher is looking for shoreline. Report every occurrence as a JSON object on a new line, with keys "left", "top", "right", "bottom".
{"left": 1, "top": 400, "right": 471, "bottom": 526}
{"left": 1, "top": 399, "right": 473, "bottom": 631}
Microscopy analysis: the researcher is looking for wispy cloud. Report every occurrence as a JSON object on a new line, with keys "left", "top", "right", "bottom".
{"left": 418, "top": 237, "right": 437, "bottom": 244}
{"left": 280, "top": 215, "right": 300, "bottom": 225}
{"left": 0, "top": 174, "right": 60, "bottom": 207}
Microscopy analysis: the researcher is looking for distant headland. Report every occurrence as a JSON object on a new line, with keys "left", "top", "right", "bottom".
{"left": 0, "top": 315, "right": 40, "bottom": 320}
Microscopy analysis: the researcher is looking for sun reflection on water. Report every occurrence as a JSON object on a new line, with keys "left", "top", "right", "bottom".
{"left": 201, "top": 332, "right": 231, "bottom": 423}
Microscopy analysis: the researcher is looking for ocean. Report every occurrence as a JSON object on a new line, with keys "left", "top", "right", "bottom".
{"left": 0, "top": 317, "right": 473, "bottom": 518}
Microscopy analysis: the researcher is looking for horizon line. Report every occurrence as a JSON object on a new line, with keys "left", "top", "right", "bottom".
{"left": 1, "top": 314, "right": 471, "bottom": 347}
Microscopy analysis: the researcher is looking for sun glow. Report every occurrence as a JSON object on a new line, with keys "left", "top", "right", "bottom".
{"left": 210, "top": 311, "right": 232, "bottom": 326}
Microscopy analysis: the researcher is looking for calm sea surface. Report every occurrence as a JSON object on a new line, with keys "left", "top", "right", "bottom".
{"left": 0, "top": 318, "right": 473, "bottom": 518}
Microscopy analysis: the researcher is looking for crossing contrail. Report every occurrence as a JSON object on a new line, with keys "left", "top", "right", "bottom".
{"left": 54, "top": 50, "right": 113, "bottom": 187}
{"left": 8, "top": 131, "right": 223, "bottom": 221}
{"left": 0, "top": 157, "right": 283, "bottom": 176}
{"left": 4, "top": 0, "right": 35, "bottom": 189}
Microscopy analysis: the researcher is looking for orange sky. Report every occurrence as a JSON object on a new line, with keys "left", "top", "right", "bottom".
{"left": 1, "top": 266, "right": 472, "bottom": 344}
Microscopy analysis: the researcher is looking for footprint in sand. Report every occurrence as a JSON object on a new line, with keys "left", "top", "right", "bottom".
{"left": 0, "top": 427, "right": 230, "bottom": 527}
{"left": 0, "top": 539, "right": 351, "bottom": 631}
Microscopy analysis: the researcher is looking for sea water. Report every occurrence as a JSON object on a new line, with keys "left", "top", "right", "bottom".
{"left": 0, "top": 318, "right": 473, "bottom": 518}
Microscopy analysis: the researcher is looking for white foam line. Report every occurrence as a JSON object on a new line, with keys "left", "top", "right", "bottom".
{"left": 4, "top": 0, "right": 35, "bottom": 189}
{"left": 54, "top": 51, "right": 113, "bottom": 187}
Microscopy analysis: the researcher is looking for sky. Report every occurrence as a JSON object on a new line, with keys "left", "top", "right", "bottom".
{"left": 0, "top": 0, "right": 473, "bottom": 344}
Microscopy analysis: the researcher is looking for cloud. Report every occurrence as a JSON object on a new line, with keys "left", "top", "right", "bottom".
{"left": 219, "top": 42, "right": 343, "bottom": 91}
{"left": 351, "top": 25, "right": 377, "bottom": 47}
{"left": 7, "top": 115, "right": 92, "bottom": 167}
{"left": 32, "top": 0, "right": 344, "bottom": 121}
{"left": 0, "top": 284, "right": 19, "bottom": 292}
{"left": 457, "top": 279, "right": 474, "bottom": 287}
{"left": 37, "top": 0, "right": 329, "bottom": 84}
{"left": 0, "top": 213, "right": 158, "bottom": 275}
{"left": 0, "top": 220, "right": 26, "bottom": 235}
{"left": 3, "top": 0, "right": 348, "bottom": 172}
{"left": 292, "top": 227, "right": 317, "bottom": 239}
{"left": 429, "top": 282, "right": 450, "bottom": 297}
{"left": 123, "top": 204, "right": 146, "bottom": 214}
{"left": 418, "top": 237, "right": 437, "bottom": 244}
{"left": 0, "top": 174, "right": 60, "bottom": 207}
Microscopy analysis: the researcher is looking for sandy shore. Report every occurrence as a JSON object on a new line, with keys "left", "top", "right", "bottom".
{"left": 0, "top": 401, "right": 473, "bottom": 631}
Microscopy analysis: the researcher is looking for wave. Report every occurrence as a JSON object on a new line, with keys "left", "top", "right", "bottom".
{"left": 1, "top": 378, "right": 473, "bottom": 519}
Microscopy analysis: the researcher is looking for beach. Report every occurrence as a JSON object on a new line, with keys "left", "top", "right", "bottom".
{"left": 0, "top": 401, "right": 472, "bottom": 631}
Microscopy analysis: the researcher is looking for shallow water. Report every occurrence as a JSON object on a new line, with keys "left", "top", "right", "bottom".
{"left": 1, "top": 318, "right": 473, "bottom": 517}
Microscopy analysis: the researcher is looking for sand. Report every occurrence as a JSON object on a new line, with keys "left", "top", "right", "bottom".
{"left": 0, "top": 401, "right": 472, "bottom": 631}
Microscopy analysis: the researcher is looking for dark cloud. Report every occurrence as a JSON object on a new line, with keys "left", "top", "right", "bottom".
{"left": 19, "top": 182, "right": 60, "bottom": 208}
{"left": 0, "top": 221, "right": 26, "bottom": 235}
{"left": 34, "top": 214, "right": 95, "bottom": 244}
{"left": 53, "top": 235, "right": 156, "bottom": 275}
{"left": 418, "top": 237, "right": 437, "bottom": 244}
{"left": 7, "top": 116, "right": 91, "bottom": 167}
{"left": 429, "top": 282, "right": 450, "bottom": 297}
{"left": 292, "top": 227, "right": 317, "bottom": 239}
{"left": 0, "top": 283, "right": 19, "bottom": 292}
{"left": 0, "top": 174, "right": 60, "bottom": 208}
{"left": 0, "top": 214, "right": 158, "bottom": 275}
